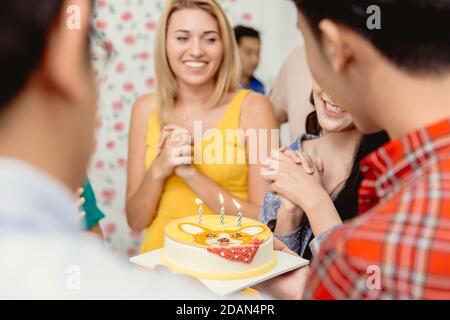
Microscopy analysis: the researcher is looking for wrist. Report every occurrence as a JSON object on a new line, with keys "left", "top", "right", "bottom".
{"left": 301, "top": 187, "right": 330, "bottom": 214}
{"left": 279, "top": 202, "right": 298, "bottom": 215}
{"left": 175, "top": 165, "right": 197, "bottom": 179}
{"left": 149, "top": 163, "right": 168, "bottom": 182}
{"left": 276, "top": 208, "right": 303, "bottom": 233}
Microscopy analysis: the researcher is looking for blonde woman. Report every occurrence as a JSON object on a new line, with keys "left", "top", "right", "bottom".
{"left": 126, "top": 0, "right": 278, "bottom": 253}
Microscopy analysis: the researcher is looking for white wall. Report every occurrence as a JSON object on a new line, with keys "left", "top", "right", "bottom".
{"left": 226, "top": 0, "right": 303, "bottom": 88}
{"left": 258, "top": 0, "right": 303, "bottom": 87}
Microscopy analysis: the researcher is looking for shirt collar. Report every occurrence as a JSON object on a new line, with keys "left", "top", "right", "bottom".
{"left": 0, "top": 158, "right": 81, "bottom": 234}
{"left": 359, "top": 118, "right": 450, "bottom": 213}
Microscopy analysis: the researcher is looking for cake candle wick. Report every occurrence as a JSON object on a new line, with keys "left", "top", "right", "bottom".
{"left": 219, "top": 193, "right": 225, "bottom": 225}
{"left": 232, "top": 199, "right": 242, "bottom": 227}
{"left": 195, "top": 198, "right": 203, "bottom": 225}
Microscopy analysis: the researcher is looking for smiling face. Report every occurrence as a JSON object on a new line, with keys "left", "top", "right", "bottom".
{"left": 166, "top": 8, "right": 224, "bottom": 87}
{"left": 297, "top": 11, "right": 381, "bottom": 134}
{"left": 312, "top": 80, "right": 356, "bottom": 133}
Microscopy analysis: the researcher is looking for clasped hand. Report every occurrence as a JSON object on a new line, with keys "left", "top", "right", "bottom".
{"left": 153, "top": 124, "right": 195, "bottom": 179}
{"left": 261, "top": 146, "right": 325, "bottom": 213}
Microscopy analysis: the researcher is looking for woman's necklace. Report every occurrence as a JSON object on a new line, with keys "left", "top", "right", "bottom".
{"left": 176, "top": 103, "right": 191, "bottom": 122}
{"left": 176, "top": 107, "right": 189, "bottom": 122}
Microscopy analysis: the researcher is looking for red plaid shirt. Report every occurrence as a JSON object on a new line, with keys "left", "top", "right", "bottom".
{"left": 303, "top": 118, "right": 450, "bottom": 299}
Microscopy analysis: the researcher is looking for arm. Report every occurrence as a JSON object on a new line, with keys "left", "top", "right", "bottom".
{"left": 273, "top": 204, "right": 305, "bottom": 255}
{"left": 274, "top": 203, "right": 303, "bottom": 235}
{"left": 298, "top": 191, "right": 343, "bottom": 237}
{"left": 268, "top": 74, "right": 288, "bottom": 126}
{"left": 175, "top": 93, "right": 278, "bottom": 219}
{"left": 278, "top": 187, "right": 342, "bottom": 257}
{"left": 262, "top": 151, "right": 343, "bottom": 237}
{"left": 255, "top": 238, "right": 310, "bottom": 300}
{"left": 125, "top": 95, "right": 168, "bottom": 232}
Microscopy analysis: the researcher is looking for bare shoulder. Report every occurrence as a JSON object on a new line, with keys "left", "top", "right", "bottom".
{"left": 241, "top": 92, "right": 277, "bottom": 129}
{"left": 242, "top": 92, "right": 275, "bottom": 118}
{"left": 132, "top": 93, "right": 156, "bottom": 119}
{"left": 129, "top": 93, "right": 157, "bottom": 139}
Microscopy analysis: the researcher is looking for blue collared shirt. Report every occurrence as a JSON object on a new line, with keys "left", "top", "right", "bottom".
{"left": 244, "top": 76, "right": 266, "bottom": 95}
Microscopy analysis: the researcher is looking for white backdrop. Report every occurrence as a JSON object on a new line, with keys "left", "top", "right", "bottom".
{"left": 90, "top": 0, "right": 302, "bottom": 258}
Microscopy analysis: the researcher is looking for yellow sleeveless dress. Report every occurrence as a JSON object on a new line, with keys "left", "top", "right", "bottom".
{"left": 140, "top": 90, "right": 251, "bottom": 253}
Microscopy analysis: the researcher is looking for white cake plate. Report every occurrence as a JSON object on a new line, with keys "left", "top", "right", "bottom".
{"left": 129, "top": 249, "right": 309, "bottom": 298}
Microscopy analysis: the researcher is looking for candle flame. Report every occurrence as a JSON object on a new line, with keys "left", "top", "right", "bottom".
{"left": 195, "top": 198, "right": 203, "bottom": 205}
{"left": 232, "top": 199, "right": 241, "bottom": 209}
{"left": 219, "top": 193, "right": 224, "bottom": 205}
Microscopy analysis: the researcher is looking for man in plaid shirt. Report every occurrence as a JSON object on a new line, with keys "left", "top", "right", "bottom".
{"left": 259, "top": 0, "right": 450, "bottom": 299}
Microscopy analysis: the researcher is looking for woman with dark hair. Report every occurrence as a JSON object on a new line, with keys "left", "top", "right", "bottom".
{"left": 260, "top": 81, "right": 389, "bottom": 259}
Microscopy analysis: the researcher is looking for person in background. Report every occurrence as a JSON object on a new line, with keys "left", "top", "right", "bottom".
{"left": 0, "top": 0, "right": 211, "bottom": 299}
{"left": 234, "top": 25, "right": 266, "bottom": 95}
{"left": 269, "top": 45, "right": 313, "bottom": 142}
{"left": 76, "top": 179, "right": 105, "bottom": 237}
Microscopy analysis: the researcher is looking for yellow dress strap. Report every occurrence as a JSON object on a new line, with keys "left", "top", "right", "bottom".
{"left": 145, "top": 110, "right": 162, "bottom": 169}
{"left": 219, "top": 89, "right": 251, "bottom": 130}
{"left": 146, "top": 111, "right": 161, "bottom": 143}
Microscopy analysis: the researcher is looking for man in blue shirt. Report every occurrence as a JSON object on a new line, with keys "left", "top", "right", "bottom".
{"left": 234, "top": 25, "right": 266, "bottom": 95}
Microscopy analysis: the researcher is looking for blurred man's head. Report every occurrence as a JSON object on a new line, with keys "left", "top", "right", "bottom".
{"left": 234, "top": 25, "right": 261, "bottom": 83}
{"left": 291, "top": 0, "right": 450, "bottom": 134}
{"left": 0, "top": 0, "right": 97, "bottom": 190}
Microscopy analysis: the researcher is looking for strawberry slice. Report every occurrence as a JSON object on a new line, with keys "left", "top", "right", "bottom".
{"left": 207, "top": 239, "right": 263, "bottom": 264}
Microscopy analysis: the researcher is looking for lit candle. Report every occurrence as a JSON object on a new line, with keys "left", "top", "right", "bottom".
{"left": 195, "top": 198, "right": 203, "bottom": 225}
{"left": 219, "top": 193, "right": 225, "bottom": 225}
{"left": 232, "top": 199, "right": 242, "bottom": 227}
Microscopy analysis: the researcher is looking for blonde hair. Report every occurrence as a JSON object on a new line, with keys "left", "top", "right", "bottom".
{"left": 154, "top": 0, "right": 241, "bottom": 124}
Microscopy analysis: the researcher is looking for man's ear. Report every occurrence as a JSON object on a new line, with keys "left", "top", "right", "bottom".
{"left": 180, "top": 223, "right": 210, "bottom": 235}
{"left": 318, "top": 19, "right": 353, "bottom": 73}
{"left": 39, "top": 0, "right": 92, "bottom": 103}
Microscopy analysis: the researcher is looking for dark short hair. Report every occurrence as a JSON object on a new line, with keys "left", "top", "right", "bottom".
{"left": 292, "top": 0, "right": 450, "bottom": 75}
{"left": 0, "top": 1, "right": 65, "bottom": 110}
{"left": 234, "top": 25, "right": 260, "bottom": 45}
{"left": 0, "top": 0, "right": 99, "bottom": 111}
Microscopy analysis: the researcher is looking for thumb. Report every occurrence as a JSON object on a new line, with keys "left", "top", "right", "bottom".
{"left": 273, "top": 238, "right": 298, "bottom": 256}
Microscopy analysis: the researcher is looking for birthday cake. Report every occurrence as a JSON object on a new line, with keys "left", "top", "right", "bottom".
{"left": 160, "top": 215, "right": 276, "bottom": 280}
